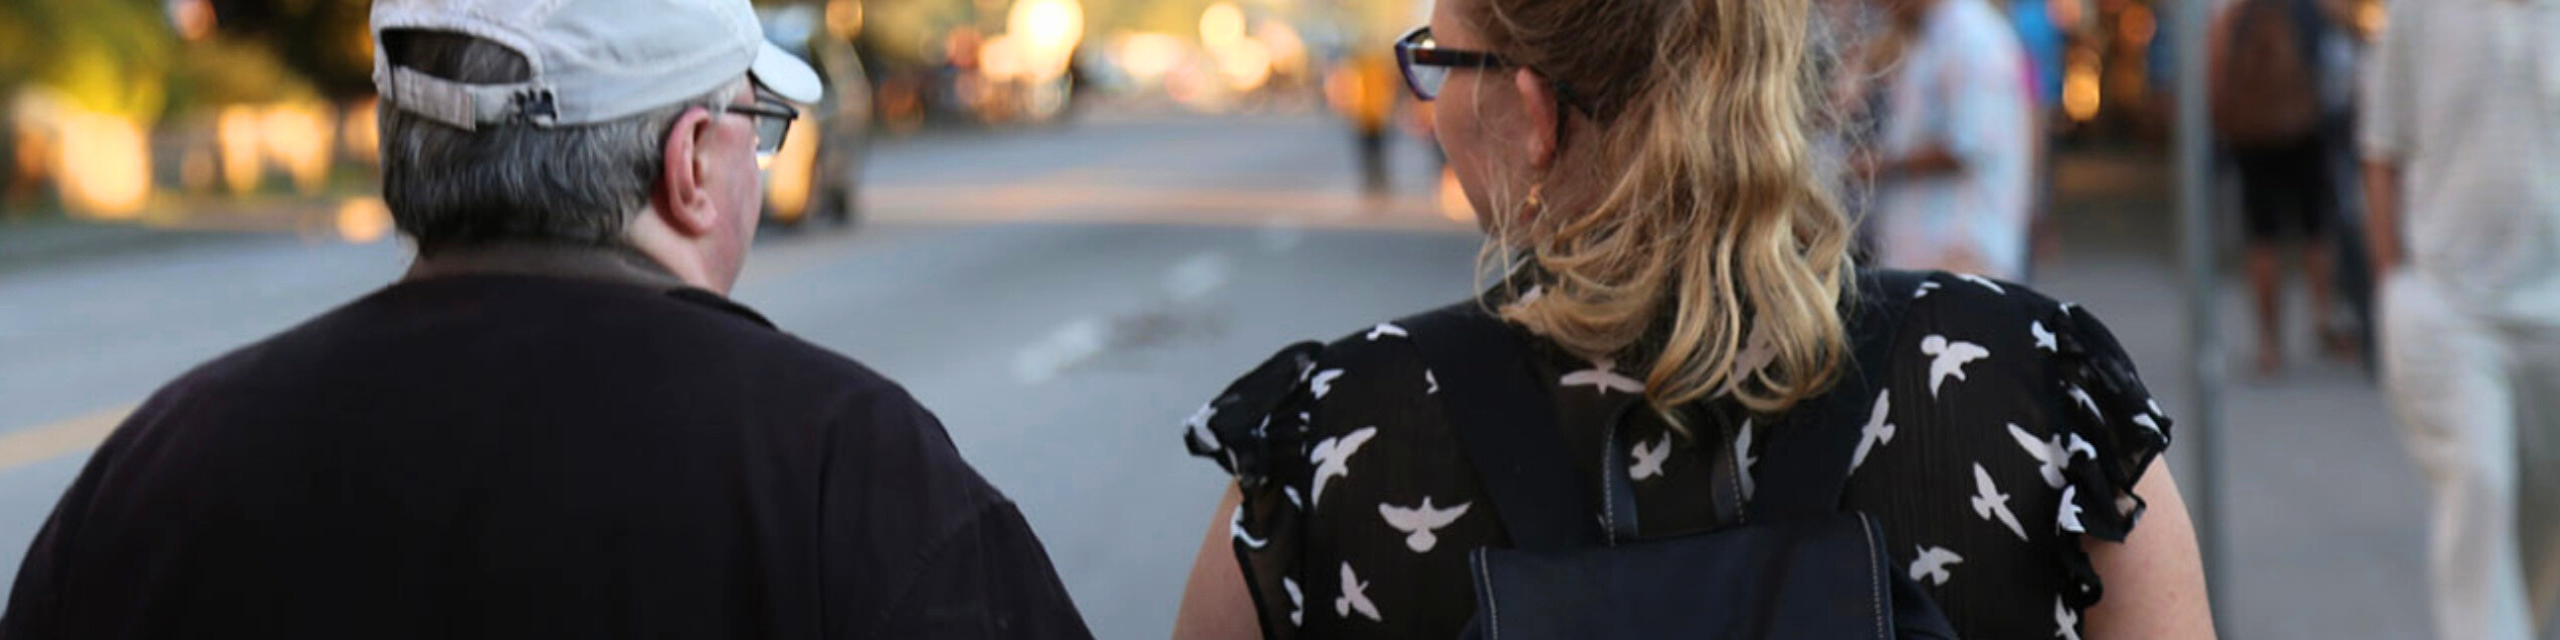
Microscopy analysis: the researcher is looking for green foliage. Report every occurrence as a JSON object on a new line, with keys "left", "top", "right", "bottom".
{"left": 0, "top": 0, "right": 180, "bottom": 118}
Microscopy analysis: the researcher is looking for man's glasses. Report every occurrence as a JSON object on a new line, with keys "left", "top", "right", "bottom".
{"left": 725, "top": 98, "right": 800, "bottom": 156}
{"left": 1394, "top": 26, "right": 1512, "bottom": 102}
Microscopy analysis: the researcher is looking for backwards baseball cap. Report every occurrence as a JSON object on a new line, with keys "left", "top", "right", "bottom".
{"left": 371, "top": 0, "right": 824, "bottom": 131}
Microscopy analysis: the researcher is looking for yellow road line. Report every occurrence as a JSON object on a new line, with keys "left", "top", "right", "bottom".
{"left": 0, "top": 406, "right": 132, "bottom": 473}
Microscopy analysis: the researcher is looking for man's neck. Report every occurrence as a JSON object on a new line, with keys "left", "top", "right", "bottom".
{"left": 404, "top": 242, "right": 692, "bottom": 291}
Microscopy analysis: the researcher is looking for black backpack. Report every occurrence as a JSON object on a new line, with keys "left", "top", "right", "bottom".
{"left": 1399, "top": 269, "right": 1959, "bottom": 640}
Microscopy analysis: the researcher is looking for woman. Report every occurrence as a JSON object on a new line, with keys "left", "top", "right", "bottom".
{"left": 1171, "top": 0, "right": 2215, "bottom": 636}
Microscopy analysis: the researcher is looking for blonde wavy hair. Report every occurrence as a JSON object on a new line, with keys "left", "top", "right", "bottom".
{"left": 1468, "top": 0, "right": 1857, "bottom": 422}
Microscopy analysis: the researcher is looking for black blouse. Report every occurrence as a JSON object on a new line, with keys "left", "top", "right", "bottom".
{"left": 1184, "top": 271, "right": 2172, "bottom": 639}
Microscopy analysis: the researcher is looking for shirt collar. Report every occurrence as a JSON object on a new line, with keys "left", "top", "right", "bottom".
{"left": 403, "top": 242, "right": 778, "bottom": 330}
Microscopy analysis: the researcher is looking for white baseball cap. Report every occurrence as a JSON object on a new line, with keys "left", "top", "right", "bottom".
{"left": 372, "top": 0, "right": 824, "bottom": 131}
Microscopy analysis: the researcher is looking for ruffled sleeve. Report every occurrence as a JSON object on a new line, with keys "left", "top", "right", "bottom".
{"left": 1184, "top": 341, "right": 1325, "bottom": 491}
{"left": 2043, "top": 301, "right": 2175, "bottom": 608}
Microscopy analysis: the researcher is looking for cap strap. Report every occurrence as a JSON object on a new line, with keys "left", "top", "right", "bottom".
{"left": 386, "top": 66, "right": 561, "bottom": 130}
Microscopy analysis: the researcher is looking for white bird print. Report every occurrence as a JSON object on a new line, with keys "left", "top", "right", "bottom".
{"left": 1424, "top": 370, "right": 1439, "bottom": 395}
{"left": 1284, "top": 577, "right": 1304, "bottom": 626}
{"left": 2147, "top": 398, "right": 2165, "bottom": 417}
{"left": 1309, "top": 427, "right": 1379, "bottom": 509}
{"left": 1914, "top": 281, "right": 1943, "bottom": 299}
{"left": 1921, "top": 335, "right": 1992, "bottom": 398}
{"left": 1956, "top": 273, "right": 2008, "bottom": 295}
{"left": 2133, "top": 413, "right": 2163, "bottom": 437}
{"left": 1850, "top": 390, "right": 1896, "bottom": 474}
{"left": 2054, "top": 597, "right": 2082, "bottom": 640}
{"left": 2058, "top": 485, "right": 2087, "bottom": 534}
{"left": 1337, "top": 562, "right": 1382, "bottom": 622}
{"left": 1520, "top": 285, "right": 1545, "bottom": 305}
{"left": 2031, "top": 320, "right": 2059, "bottom": 352}
{"left": 1561, "top": 358, "right": 1645, "bottom": 395}
{"left": 1311, "top": 369, "right": 1346, "bottom": 400}
{"left": 1628, "top": 433, "right": 1673, "bottom": 481}
{"left": 1735, "top": 420, "right": 1758, "bottom": 500}
{"left": 2006, "top": 423, "right": 2071, "bottom": 489}
{"left": 2066, "top": 384, "right": 2106, "bottom": 423}
{"left": 1971, "top": 463, "right": 2029, "bottom": 541}
{"left": 1231, "top": 504, "right": 1269, "bottom": 549}
{"left": 1379, "top": 497, "right": 1473, "bottom": 553}
{"left": 1284, "top": 486, "right": 1305, "bottom": 509}
{"left": 1366, "top": 323, "right": 1409, "bottom": 341}
{"left": 1185, "top": 403, "right": 1221, "bottom": 452}
{"left": 1909, "top": 546, "right": 1964, "bottom": 586}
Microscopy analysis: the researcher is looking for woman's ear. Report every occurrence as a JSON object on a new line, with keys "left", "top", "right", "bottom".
{"left": 1514, "top": 67, "right": 1561, "bottom": 171}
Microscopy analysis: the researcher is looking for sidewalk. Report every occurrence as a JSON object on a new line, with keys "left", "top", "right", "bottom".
{"left": 0, "top": 197, "right": 359, "bottom": 275}
{"left": 2038, "top": 149, "right": 2429, "bottom": 639}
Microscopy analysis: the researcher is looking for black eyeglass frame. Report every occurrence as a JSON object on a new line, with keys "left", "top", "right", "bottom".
{"left": 1393, "top": 26, "right": 1511, "bottom": 102}
{"left": 724, "top": 98, "right": 801, "bottom": 156}
{"left": 1393, "top": 25, "right": 1606, "bottom": 120}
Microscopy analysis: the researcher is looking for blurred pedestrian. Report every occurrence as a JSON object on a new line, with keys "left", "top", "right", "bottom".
{"left": 1328, "top": 53, "right": 1403, "bottom": 196}
{"left": 1170, "top": 0, "right": 2212, "bottom": 636}
{"left": 2362, "top": 0, "right": 2560, "bottom": 637}
{"left": 1854, "top": 0, "right": 2040, "bottom": 281}
{"left": 0, "top": 1, "right": 1092, "bottom": 638}
{"left": 2209, "top": 0, "right": 2347, "bottom": 377}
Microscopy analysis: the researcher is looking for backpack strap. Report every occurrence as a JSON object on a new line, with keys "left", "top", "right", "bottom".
{"left": 1750, "top": 270, "right": 1927, "bottom": 522}
{"left": 1401, "top": 301, "right": 1606, "bottom": 552}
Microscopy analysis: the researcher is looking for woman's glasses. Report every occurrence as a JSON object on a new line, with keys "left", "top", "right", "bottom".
{"left": 1394, "top": 26, "right": 1512, "bottom": 102}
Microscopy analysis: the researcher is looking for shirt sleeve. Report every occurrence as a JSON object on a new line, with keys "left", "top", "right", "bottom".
{"left": 875, "top": 501, "right": 1096, "bottom": 640}
{"left": 2036, "top": 297, "right": 2176, "bottom": 609}
{"left": 826, "top": 387, "right": 1093, "bottom": 639}
{"left": 2359, "top": 0, "right": 2417, "bottom": 161}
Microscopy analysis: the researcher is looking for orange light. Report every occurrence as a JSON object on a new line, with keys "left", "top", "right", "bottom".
{"left": 335, "top": 197, "right": 394, "bottom": 244}
{"left": 1214, "top": 40, "right": 1273, "bottom": 92}
{"left": 2118, "top": 6, "right": 2157, "bottom": 46}
{"left": 1116, "top": 33, "right": 1188, "bottom": 83}
{"left": 763, "top": 116, "right": 822, "bottom": 221}
{"left": 343, "top": 98, "right": 380, "bottom": 164}
{"left": 259, "top": 102, "right": 334, "bottom": 195}
{"left": 55, "top": 110, "right": 151, "bottom": 218}
{"left": 217, "top": 106, "right": 264, "bottom": 195}
{"left": 1200, "top": 3, "right": 1246, "bottom": 49}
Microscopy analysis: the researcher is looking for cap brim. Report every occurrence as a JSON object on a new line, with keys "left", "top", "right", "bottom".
{"left": 752, "top": 41, "right": 825, "bottom": 105}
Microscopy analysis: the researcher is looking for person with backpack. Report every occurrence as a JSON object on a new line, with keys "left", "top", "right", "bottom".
{"left": 1167, "top": 0, "right": 2215, "bottom": 636}
{"left": 2210, "top": 0, "right": 2352, "bottom": 377}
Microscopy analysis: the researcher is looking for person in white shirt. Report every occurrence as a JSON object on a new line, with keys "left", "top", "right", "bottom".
{"left": 1855, "top": 0, "right": 2037, "bottom": 280}
{"left": 2362, "top": 1, "right": 2560, "bottom": 637}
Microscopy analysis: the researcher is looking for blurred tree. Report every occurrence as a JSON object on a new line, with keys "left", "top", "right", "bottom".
{"left": 0, "top": 0, "right": 178, "bottom": 211}
{"left": 0, "top": 0, "right": 172, "bottom": 115}
{"left": 206, "top": 0, "right": 375, "bottom": 101}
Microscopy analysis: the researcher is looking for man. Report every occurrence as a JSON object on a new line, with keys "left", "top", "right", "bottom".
{"left": 2362, "top": 0, "right": 2560, "bottom": 638}
{"left": 1855, "top": 0, "right": 2038, "bottom": 280}
{"left": 0, "top": 1, "right": 1092, "bottom": 637}
{"left": 2211, "top": 0, "right": 2346, "bottom": 376}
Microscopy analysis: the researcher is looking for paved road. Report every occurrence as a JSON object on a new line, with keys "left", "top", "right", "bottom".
{"left": 0, "top": 114, "right": 2429, "bottom": 638}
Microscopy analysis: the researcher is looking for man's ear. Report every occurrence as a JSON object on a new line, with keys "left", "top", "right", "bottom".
{"left": 1514, "top": 68, "right": 1561, "bottom": 171}
{"left": 651, "top": 105, "right": 721, "bottom": 237}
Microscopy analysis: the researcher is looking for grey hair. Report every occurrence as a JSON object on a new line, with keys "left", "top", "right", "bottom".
{"left": 378, "top": 30, "right": 748, "bottom": 254}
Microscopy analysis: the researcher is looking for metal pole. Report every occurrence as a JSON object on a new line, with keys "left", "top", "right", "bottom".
{"left": 2171, "top": 0, "right": 2230, "bottom": 628}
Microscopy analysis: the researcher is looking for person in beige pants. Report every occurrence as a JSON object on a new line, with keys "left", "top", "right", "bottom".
{"left": 2362, "top": 0, "right": 2560, "bottom": 637}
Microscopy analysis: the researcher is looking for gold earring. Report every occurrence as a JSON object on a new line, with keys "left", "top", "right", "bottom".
{"left": 1523, "top": 181, "right": 1546, "bottom": 216}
